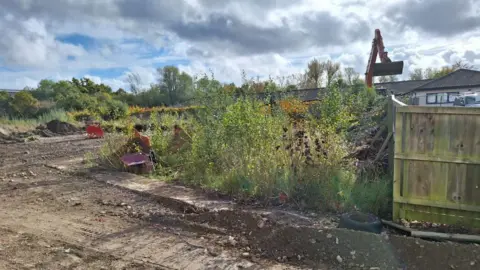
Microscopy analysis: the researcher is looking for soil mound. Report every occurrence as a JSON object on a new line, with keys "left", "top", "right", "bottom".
{"left": 31, "top": 120, "right": 81, "bottom": 137}
{"left": 0, "top": 120, "right": 81, "bottom": 143}
{"left": 45, "top": 120, "right": 80, "bottom": 135}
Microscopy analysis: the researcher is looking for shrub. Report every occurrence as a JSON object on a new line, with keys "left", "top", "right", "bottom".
{"left": 279, "top": 98, "right": 309, "bottom": 116}
{"left": 68, "top": 110, "right": 97, "bottom": 122}
{"left": 9, "top": 90, "right": 38, "bottom": 117}
{"left": 128, "top": 105, "right": 146, "bottom": 115}
{"left": 350, "top": 177, "right": 392, "bottom": 217}
{"left": 36, "top": 108, "right": 70, "bottom": 123}
{"left": 56, "top": 93, "right": 98, "bottom": 112}
{"left": 128, "top": 105, "right": 201, "bottom": 117}
{"left": 99, "top": 75, "right": 391, "bottom": 215}
{"left": 0, "top": 91, "right": 10, "bottom": 116}
{"left": 184, "top": 98, "right": 291, "bottom": 197}
{"left": 97, "top": 99, "right": 128, "bottom": 120}
{"left": 146, "top": 94, "right": 358, "bottom": 210}
{"left": 315, "top": 82, "right": 354, "bottom": 132}
{"left": 97, "top": 133, "right": 130, "bottom": 169}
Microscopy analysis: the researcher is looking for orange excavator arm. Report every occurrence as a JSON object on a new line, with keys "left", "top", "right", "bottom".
{"left": 365, "top": 29, "right": 404, "bottom": 88}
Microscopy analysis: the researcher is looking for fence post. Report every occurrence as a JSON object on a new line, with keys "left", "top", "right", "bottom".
{"left": 386, "top": 96, "right": 395, "bottom": 176}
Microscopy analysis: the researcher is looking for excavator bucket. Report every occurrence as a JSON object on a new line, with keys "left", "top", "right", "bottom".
{"left": 373, "top": 61, "right": 404, "bottom": 77}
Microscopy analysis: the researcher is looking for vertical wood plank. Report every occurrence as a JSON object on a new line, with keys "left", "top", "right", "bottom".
{"left": 393, "top": 105, "right": 480, "bottom": 228}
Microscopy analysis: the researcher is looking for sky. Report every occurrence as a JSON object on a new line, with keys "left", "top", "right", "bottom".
{"left": 0, "top": 0, "right": 480, "bottom": 91}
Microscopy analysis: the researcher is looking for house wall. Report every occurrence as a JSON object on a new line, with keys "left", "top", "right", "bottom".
{"left": 413, "top": 87, "right": 480, "bottom": 106}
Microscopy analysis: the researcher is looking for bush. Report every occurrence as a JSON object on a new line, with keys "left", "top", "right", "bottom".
{"left": 36, "top": 108, "right": 70, "bottom": 124}
{"left": 146, "top": 94, "right": 359, "bottom": 210}
{"left": 56, "top": 93, "right": 98, "bottom": 112}
{"left": 97, "top": 99, "right": 128, "bottom": 121}
{"left": 350, "top": 177, "right": 392, "bottom": 217}
{"left": 68, "top": 110, "right": 97, "bottom": 122}
{"left": 128, "top": 105, "right": 201, "bottom": 118}
{"left": 98, "top": 74, "right": 391, "bottom": 215}
{"left": 278, "top": 97, "right": 309, "bottom": 118}
{"left": 9, "top": 90, "right": 38, "bottom": 117}
{"left": 0, "top": 91, "right": 10, "bottom": 116}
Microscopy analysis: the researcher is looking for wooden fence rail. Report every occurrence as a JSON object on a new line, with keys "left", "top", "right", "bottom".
{"left": 392, "top": 102, "right": 480, "bottom": 228}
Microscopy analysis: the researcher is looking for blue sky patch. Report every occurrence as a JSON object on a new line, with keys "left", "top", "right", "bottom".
{"left": 138, "top": 47, "right": 169, "bottom": 59}
{"left": 119, "top": 38, "right": 171, "bottom": 59}
{"left": 87, "top": 67, "right": 129, "bottom": 78}
{"left": 56, "top": 33, "right": 98, "bottom": 50}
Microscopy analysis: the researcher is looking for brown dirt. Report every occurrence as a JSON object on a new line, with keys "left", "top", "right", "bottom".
{"left": 45, "top": 120, "right": 80, "bottom": 134}
{"left": 0, "top": 135, "right": 479, "bottom": 269}
{"left": 0, "top": 120, "right": 82, "bottom": 144}
{"left": 0, "top": 135, "right": 303, "bottom": 270}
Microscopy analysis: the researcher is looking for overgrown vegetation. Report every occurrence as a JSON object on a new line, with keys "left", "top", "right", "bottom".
{"left": 3, "top": 59, "right": 470, "bottom": 216}
{"left": 96, "top": 62, "right": 393, "bottom": 217}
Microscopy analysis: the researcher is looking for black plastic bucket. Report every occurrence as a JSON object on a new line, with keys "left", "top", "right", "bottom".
{"left": 373, "top": 61, "right": 404, "bottom": 76}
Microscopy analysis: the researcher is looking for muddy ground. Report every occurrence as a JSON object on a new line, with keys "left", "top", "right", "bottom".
{"left": 0, "top": 135, "right": 479, "bottom": 270}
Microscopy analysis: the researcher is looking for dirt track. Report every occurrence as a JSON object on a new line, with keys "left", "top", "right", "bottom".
{"left": 0, "top": 136, "right": 302, "bottom": 269}
{"left": 1, "top": 135, "right": 480, "bottom": 270}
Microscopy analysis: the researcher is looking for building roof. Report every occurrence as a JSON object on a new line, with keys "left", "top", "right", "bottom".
{"left": 374, "top": 79, "right": 433, "bottom": 95}
{"left": 414, "top": 69, "right": 480, "bottom": 90}
{"left": 0, "top": 89, "right": 22, "bottom": 96}
{"left": 374, "top": 69, "right": 480, "bottom": 95}
{"left": 0, "top": 89, "right": 22, "bottom": 93}
{"left": 256, "top": 87, "right": 322, "bottom": 102}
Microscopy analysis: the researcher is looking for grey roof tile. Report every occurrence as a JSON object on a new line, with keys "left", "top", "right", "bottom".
{"left": 374, "top": 79, "right": 433, "bottom": 95}
{"left": 415, "top": 69, "right": 480, "bottom": 90}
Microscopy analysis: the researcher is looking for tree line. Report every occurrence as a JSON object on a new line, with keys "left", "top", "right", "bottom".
{"left": 378, "top": 60, "right": 474, "bottom": 83}
{"left": 0, "top": 59, "right": 475, "bottom": 119}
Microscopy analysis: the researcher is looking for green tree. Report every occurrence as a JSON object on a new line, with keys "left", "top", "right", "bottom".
{"left": 378, "top": 75, "right": 398, "bottom": 83}
{"left": 305, "top": 58, "right": 325, "bottom": 88}
{"left": 343, "top": 67, "right": 360, "bottom": 86}
{"left": 409, "top": 68, "right": 424, "bottom": 80}
{"left": 157, "top": 66, "right": 194, "bottom": 105}
{"left": 31, "top": 79, "right": 56, "bottom": 100}
{"left": 285, "top": 84, "right": 297, "bottom": 91}
{"left": 72, "top": 77, "right": 112, "bottom": 95}
{"left": 325, "top": 60, "right": 341, "bottom": 87}
{"left": 9, "top": 90, "right": 38, "bottom": 117}
{"left": 410, "top": 60, "right": 475, "bottom": 80}
{"left": 133, "top": 84, "right": 168, "bottom": 107}
{"left": 56, "top": 92, "right": 98, "bottom": 111}
{"left": 0, "top": 91, "right": 11, "bottom": 116}
{"left": 126, "top": 73, "right": 142, "bottom": 94}
{"left": 318, "top": 82, "right": 353, "bottom": 131}
{"left": 222, "top": 83, "right": 237, "bottom": 94}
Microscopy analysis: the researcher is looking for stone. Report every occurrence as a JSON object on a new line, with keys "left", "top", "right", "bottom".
{"left": 336, "top": 255, "right": 343, "bottom": 263}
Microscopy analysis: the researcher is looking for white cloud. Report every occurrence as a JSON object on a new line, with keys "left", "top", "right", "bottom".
{"left": 0, "top": 0, "right": 479, "bottom": 90}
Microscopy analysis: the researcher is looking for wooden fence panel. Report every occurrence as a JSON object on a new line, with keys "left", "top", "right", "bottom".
{"left": 393, "top": 105, "right": 480, "bottom": 228}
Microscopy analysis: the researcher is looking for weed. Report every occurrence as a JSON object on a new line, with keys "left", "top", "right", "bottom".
{"left": 83, "top": 152, "right": 97, "bottom": 168}
{"left": 350, "top": 176, "right": 393, "bottom": 217}
{"left": 97, "top": 133, "right": 129, "bottom": 170}
{"left": 98, "top": 76, "right": 392, "bottom": 215}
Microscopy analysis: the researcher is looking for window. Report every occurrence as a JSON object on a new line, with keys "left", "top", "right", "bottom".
{"left": 427, "top": 94, "right": 436, "bottom": 104}
{"left": 438, "top": 93, "right": 448, "bottom": 103}
{"left": 426, "top": 92, "right": 459, "bottom": 104}
{"left": 448, "top": 92, "right": 459, "bottom": 102}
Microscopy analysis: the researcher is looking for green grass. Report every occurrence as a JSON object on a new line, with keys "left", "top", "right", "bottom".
{"left": 0, "top": 109, "right": 73, "bottom": 132}
{"left": 350, "top": 177, "right": 393, "bottom": 217}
